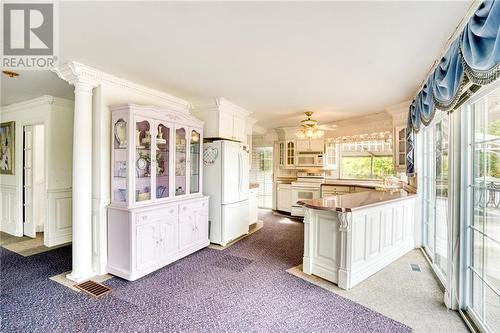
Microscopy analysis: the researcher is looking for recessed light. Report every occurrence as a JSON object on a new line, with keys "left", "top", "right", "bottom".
{"left": 2, "top": 70, "right": 20, "bottom": 78}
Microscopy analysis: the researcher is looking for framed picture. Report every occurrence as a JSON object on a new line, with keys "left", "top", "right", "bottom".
{"left": 0, "top": 121, "right": 15, "bottom": 175}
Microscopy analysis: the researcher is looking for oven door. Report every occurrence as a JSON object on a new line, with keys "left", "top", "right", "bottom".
{"left": 291, "top": 186, "right": 320, "bottom": 217}
{"left": 291, "top": 187, "right": 321, "bottom": 206}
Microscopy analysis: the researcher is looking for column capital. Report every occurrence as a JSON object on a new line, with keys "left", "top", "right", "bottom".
{"left": 52, "top": 61, "right": 98, "bottom": 88}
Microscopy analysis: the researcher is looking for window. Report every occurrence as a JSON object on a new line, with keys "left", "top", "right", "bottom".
{"left": 340, "top": 139, "right": 394, "bottom": 179}
{"left": 465, "top": 86, "right": 500, "bottom": 333}
{"left": 250, "top": 147, "right": 273, "bottom": 208}
{"left": 422, "top": 113, "right": 449, "bottom": 283}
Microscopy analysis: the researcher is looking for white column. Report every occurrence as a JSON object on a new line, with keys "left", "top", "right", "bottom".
{"left": 67, "top": 81, "right": 95, "bottom": 282}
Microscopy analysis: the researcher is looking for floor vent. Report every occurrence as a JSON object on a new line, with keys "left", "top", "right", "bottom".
{"left": 74, "top": 280, "right": 112, "bottom": 298}
{"left": 410, "top": 263, "right": 421, "bottom": 272}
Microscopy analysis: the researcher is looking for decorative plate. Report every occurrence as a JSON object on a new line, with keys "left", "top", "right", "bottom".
{"left": 136, "top": 156, "right": 148, "bottom": 170}
{"left": 114, "top": 119, "right": 127, "bottom": 148}
{"left": 203, "top": 146, "right": 218, "bottom": 166}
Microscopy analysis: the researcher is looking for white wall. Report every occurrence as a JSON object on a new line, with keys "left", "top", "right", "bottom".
{"left": 34, "top": 124, "right": 46, "bottom": 232}
{"left": 0, "top": 96, "right": 73, "bottom": 246}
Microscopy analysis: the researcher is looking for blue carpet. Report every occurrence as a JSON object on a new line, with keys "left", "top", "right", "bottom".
{"left": 1, "top": 211, "right": 412, "bottom": 332}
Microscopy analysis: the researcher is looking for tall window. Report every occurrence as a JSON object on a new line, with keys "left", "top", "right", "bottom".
{"left": 422, "top": 113, "right": 449, "bottom": 283}
{"left": 250, "top": 147, "right": 273, "bottom": 208}
{"left": 340, "top": 139, "right": 394, "bottom": 179}
{"left": 466, "top": 87, "right": 500, "bottom": 333}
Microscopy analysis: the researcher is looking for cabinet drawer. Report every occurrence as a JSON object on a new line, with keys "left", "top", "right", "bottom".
{"left": 136, "top": 205, "right": 178, "bottom": 224}
{"left": 322, "top": 185, "right": 349, "bottom": 192}
{"left": 179, "top": 199, "right": 208, "bottom": 215}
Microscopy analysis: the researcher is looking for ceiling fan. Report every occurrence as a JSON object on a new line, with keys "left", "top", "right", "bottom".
{"left": 295, "top": 112, "right": 337, "bottom": 139}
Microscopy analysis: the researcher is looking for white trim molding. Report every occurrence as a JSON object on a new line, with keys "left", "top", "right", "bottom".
{"left": 52, "top": 61, "right": 190, "bottom": 112}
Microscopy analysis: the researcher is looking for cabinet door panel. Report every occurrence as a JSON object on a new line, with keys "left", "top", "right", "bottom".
{"left": 296, "top": 140, "right": 309, "bottom": 152}
{"left": 310, "top": 140, "right": 324, "bottom": 152}
{"left": 194, "top": 205, "right": 209, "bottom": 243}
{"left": 136, "top": 220, "right": 159, "bottom": 270}
{"left": 233, "top": 115, "right": 246, "bottom": 142}
{"left": 219, "top": 112, "right": 234, "bottom": 140}
{"left": 159, "top": 217, "right": 178, "bottom": 258}
{"left": 178, "top": 213, "right": 195, "bottom": 251}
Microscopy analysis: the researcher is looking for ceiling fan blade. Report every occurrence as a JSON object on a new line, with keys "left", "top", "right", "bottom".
{"left": 317, "top": 125, "right": 337, "bottom": 131}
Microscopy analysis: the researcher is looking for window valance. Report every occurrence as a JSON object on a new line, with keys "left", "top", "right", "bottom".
{"left": 407, "top": 0, "right": 500, "bottom": 175}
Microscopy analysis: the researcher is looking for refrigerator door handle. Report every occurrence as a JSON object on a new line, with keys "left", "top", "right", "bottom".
{"left": 238, "top": 150, "right": 243, "bottom": 193}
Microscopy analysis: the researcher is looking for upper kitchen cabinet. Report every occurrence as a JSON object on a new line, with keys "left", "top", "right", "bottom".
{"left": 285, "top": 140, "right": 296, "bottom": 167}
{"left": 191, "top": 97, "right": 251, "bottom": 143}
{"left": 296, "top": 139, "right": 324, "bottom": 152}
{"left": 324, "top": 141, "right": 337, "bottom": 169}
{"left": 394, "top": 126, "right": 406, "bottom": 171}
{"left": 278, "top": 141, "right": 285, "bottom": 167}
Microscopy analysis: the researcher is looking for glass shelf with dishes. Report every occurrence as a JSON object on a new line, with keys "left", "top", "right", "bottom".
{"left": 112, "top": 117, "right": 128, "bottom": 203}
{"left": 110, "top": 105, "right": 204, "bottom": 207}
{"left": 156, "top": 123, "right": 170, "bottom": 199}
{"left": 175, "top": 127, "right": 187, "bottom": 196}
{"left": 135, "top": 119, "right": 152, "bottom": 202}
{"left": 190, "top": 130, "right": 201, "bottom": 194}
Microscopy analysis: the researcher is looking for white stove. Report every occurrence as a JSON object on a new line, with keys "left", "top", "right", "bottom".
{"left": 291, "top": 171, "right": 325, "bottom": 217}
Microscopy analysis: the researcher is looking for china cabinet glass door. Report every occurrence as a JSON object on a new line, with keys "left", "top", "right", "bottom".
{"left": 155, "top": 122, "right": 170, "bottom": 199}
{"left": 135, "top": 119, "right": 152, "bottom": 202}
{"left": 112, "top": 117, "right": 128, "bottom": 203}
{"left": 190, "top": 129, "right": 201, "bottom": 194}
{"left": 175, "top": 127, "right": 187, "bottom": 196}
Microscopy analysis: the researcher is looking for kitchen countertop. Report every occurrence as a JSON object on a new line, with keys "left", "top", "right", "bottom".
{"left": 322, "top": 179, "right": 383, "bottom": 189}
{"left": 275, "top": 177, "right": 297, "bottom": 184}
{"left": 298, "top": 189, "right": 416, "bottom": 212}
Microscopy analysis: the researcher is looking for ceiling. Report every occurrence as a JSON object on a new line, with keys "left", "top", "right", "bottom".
{"left": 1, "top": 1, "right": 472, "bottom": 129}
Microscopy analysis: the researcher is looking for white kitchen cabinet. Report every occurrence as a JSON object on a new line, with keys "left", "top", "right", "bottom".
{"left": 394, "top": 126, "right": 406, "bottom": 172}
{"left": 191, "top": 98, "right": 251, "bottom": 143}
{"left": 218, "top": 111, "right": 234, "bottom": 139}
{"left": 324, "top": 142, "right": 337, "bottom": 169}
{"left": 285, "top": 140, "right": 296, "bottom": 167}
{"left": 310, "top": 140, "right": 324, "bottom": 152}
{"left": 108, "top": 197, "right": 209, "bottom": 281}
{"left": 232, "top": 115, "right": 247, "bottom": 142}
{"left": 296, "top": 139, "right": 324, "bottom": 152}
{"left": 277, "top": 183, "right": 292, "bottom": 212}
{"left": 249, "top": 187, "right": 259, "bottom": 225}
{"left": 278, "top": 141, "right": 285, "bottom": 167}
{"left": 296, "top": 140, "right": 310, "bottom": 152}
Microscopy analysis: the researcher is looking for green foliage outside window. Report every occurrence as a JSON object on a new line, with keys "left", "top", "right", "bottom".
{"left": 341, "top": 156, "right": 395, "bottom": 179}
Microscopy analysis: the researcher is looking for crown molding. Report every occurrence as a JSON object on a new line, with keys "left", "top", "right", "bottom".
{"left": 52, "top": 61, "right": 190, "bottom": 112}
{"left": 385, "top": 100, "right": 411, "bottom": 116}
{"left": 191, "top": 97, "right": 252, "bottom": 117}
{"left": 1, "top": 95, "right": 73, "bottom": 113}
{"left": 110, "top": 104, "right": 203, "bottom": 127}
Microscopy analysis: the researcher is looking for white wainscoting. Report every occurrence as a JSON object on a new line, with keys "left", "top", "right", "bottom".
{"left": 46, "top": 188, "right": 72, "bottom": 247}
{"left": 0, "top": 185, "right": 20, "bottom": 236}
{"left": 303, "top": 196, "right": 416, "bottom": 290}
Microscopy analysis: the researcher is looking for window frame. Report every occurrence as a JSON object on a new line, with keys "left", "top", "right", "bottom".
{"left": 421, "top": 111, "right": 450, "bottom": 287}
{"left": 460, "top": 79, "right": 500, "bottom": 333}
{"left": 339, "top": 139, "right": 394, "bottom": 180}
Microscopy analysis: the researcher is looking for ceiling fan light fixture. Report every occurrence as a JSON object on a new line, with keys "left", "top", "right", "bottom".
{"left": 295, "top": 111, "right": 324, "bottom": 139}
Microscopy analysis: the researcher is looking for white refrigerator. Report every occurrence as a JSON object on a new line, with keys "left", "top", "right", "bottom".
{"left": 203, "top": 140, "right": 250, "bottom": 246}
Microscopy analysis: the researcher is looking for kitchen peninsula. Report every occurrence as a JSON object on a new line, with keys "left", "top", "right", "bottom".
{"left": 298, "top": 189, "right": 416, "bottom": 290}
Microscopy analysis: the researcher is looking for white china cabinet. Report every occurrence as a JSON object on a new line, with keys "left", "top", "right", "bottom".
{"left": 107, "top": 104, "right": 209, "bottom": 281}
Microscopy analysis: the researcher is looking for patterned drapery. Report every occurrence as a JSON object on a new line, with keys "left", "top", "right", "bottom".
{"left": 406, "top": 0, "right": 500, "bottom": 176}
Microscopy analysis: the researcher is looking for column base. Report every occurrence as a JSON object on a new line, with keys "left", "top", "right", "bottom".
{"left": 338, "top": 269, "right": 350, "bottom": 290}
{"left": 66, "top": 271, "right": 96, "bottom": 283}
{"left": 303, "top": 257, "right": 313, "bottom": 274}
